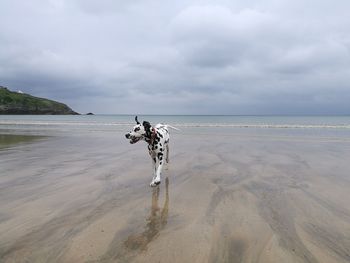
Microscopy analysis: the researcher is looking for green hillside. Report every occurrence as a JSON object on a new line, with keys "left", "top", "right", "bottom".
{"left": 0, "top": 86, "right": 79, "bottom": 115}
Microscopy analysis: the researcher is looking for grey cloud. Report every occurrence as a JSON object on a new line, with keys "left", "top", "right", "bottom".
{"left": 170, "top": 6, "right": 270, "bottom": 67}
{"left": 0, "top": 0, "right": 350, "bottom": 114}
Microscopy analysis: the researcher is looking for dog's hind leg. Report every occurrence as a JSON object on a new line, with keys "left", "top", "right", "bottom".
{"left": 164, "top": 144, "right": 170, "bottom": 170}
{"left": 165, "top": 144, "right": 169, "bottom": 164}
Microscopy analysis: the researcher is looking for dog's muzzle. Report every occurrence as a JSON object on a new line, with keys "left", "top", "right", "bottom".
{"left": 125, "top": 133, "right": 141, "bottom": 144}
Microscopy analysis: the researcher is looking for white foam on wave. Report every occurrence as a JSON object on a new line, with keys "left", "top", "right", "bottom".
{"left": 172, "top": 123, "right": 350, "bottom": 129}
{"left": 0, "top": 120, "right": 130, "bottom": 126}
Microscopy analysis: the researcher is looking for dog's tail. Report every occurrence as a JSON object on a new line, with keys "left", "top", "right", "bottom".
{"left": 158, "top": 124, "right": 181, "bottom": 131}
{"left": 166, "top": 125, "right": 181, "bottom": 131}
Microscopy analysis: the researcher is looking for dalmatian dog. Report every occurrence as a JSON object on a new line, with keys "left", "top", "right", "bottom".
{"left": 125, "top": 116, "right": 179, "bottom": 187}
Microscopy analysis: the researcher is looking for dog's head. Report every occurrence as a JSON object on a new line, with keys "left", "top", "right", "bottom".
{"left": 125, "top": 116, "right": 152, "bottom": 144}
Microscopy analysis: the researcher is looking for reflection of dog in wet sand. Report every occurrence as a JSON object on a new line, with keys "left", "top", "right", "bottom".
{"left": 124, "top": 177, "right": 169, "bottom": 251}
{"left": 125, "top": 116, "right": 179, "bottom": 187}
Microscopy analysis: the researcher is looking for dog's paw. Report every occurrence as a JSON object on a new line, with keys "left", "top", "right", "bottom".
{"left": 150, "top": 180, "right": 161, "bottom": 187}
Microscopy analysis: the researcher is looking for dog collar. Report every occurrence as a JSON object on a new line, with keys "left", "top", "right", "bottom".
{"left": 150, "top": 128, "right": 157, "bottom": 145}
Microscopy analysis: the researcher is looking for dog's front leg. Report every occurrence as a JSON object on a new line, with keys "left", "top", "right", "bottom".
{"left": 149, "top": 148, "right": 157, "bottom": 186}
{"left": 151, "top": 156, "right": 157, "bottom": 183}
{"left": 150, "top": 152, "right": 163, "bottom": 187}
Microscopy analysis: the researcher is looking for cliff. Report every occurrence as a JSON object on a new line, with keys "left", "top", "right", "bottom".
{"left": 0, "top": 86, "right": 79, "bottom": 115}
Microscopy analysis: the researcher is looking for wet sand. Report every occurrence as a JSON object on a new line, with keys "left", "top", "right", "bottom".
{"left": 0, "top": 134, "right": 45, "bottom": 150}
{"left": 0, "top": 130, "right": 350, "bottom": 263}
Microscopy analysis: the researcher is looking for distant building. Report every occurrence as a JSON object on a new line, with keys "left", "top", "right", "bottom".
{"left": 17, "top": 90, "right": 24, "bottom": 94}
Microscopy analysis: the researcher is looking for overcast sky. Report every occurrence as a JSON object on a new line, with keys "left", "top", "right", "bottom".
{"left": 1, "top": 0, "right": 350, "bottom": 114}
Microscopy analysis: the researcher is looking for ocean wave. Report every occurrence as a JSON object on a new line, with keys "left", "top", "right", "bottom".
{"left": 1, "top": 120, "right": 350, "bottom": 129}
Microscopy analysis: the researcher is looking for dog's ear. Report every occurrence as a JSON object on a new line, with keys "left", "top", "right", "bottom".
{"left": 143, "top": 121, "right": 151, "bottom": 137}
{"left": 135, "top": 116, "right": 140, "bottom": 124}
{"left": 142, "top": 121, "right": 151, "bottom": 130}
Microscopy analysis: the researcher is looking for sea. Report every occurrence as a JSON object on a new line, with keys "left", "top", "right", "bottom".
{"left": 1, "top": 115, "right": 350, "bottom": 139}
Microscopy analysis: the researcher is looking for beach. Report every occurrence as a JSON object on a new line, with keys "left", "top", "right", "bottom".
{"left": 1, "top": 117, "right": 350, "bottom": 263}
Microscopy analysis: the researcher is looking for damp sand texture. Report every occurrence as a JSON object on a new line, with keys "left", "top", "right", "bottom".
{"left": 0, "top": 131, "right": 350, "bottom": 263}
